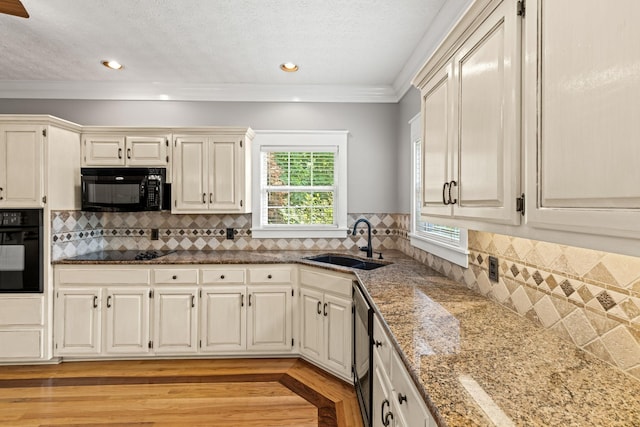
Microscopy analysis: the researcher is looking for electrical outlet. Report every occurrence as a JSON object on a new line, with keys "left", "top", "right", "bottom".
{"left": 226, "top": 228, "right": 235, "bottom": 240}
{"left": 151, "top": 228, "right": 159, "bottom": 240}
{"left": 488, "top": 256, "right": 499, "bottom": 282}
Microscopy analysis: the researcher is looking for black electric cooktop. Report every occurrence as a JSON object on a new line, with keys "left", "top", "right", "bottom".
{"left": 65, "top": 250, "right": 176, "bottom": 261}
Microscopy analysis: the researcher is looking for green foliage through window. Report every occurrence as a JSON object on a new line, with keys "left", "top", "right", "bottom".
{"left": 264, "top": 151, "right": 335, "bottom": 225}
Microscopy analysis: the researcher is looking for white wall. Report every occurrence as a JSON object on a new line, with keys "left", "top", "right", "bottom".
{"left": 0, "top": 99, "right": 399, "bottom": 213}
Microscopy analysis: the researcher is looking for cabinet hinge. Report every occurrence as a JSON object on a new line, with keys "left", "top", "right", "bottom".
{"left": 148, "top": 340, "right": 153, "bottom": 349}
{"left": 516, "top": 193, "right": 525, "bottom": 216}
{"left": 42, "top": 129, "right": 47, "bottom": 137}
{"left": 517, "top": 0, "right": 525, "bottom": 17}
{"left": 42, "top": 195, "right": 47, "bottom": 204}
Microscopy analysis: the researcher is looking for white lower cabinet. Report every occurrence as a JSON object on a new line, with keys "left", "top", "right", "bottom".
{"left": 201, "top": 286, "right": 246, "bottom": 352}
{"left": 153, "top": 286, "right": 199, "bottom": 354}
{"left": 56, "top": 287, "right": 151, "bottom": 356}
{"left": 247, "top": 285, "right": 293, "bottom": 351}
{"left": 0, "top": 296, "right": 44, "bottom": 360}
{"left": 373, "top": 314, "right": 436, "bottom": 427}
{"left": 299, "top": 267, "right": 352, "bottom": 380}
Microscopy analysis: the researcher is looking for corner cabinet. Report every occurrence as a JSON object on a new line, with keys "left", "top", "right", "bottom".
{"left": 413, "top": 0, "right": 522, "bottom": 225}
{"left": 524, "top": 0, "right": 640, "bottom": 240}
{"left": 0, "top": 124, "right": 44, "bottom": 207}
{"left": 299, "top": 267, "right": 353, "bottom": 381}
{"left": 172, "top": 128, "right": 253, "bottom": 213}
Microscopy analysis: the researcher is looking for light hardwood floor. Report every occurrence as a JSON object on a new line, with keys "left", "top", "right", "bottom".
{"left": 0, "top": 358, "right": 363, "bottom": 427}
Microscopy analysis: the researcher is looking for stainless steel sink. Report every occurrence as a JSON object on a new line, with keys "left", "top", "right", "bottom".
{"left": 305, "top": 254, "right": 389, "bottom": 270}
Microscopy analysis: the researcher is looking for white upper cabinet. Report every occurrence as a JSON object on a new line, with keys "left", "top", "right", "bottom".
{"left": 524, "top": 0, "right": 640, "bottom": 239}
{"left": 173, "top": 129, "right": 252, "bottom": 214}
{"left": 414, "top": 0, "right": 522, "bottom": 225}
{"left": 82, "top": 133, "right": 171, "bottom": 173}
{"left": 0, "top": 125, "right": 44, "bottom": 207}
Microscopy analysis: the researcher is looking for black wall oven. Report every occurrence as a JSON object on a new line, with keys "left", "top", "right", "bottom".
{"left": 0, "top": 209, "right": 43, "bottom": 293}
{"left": 353, "top": 281, "right": 373, "bottom": 426}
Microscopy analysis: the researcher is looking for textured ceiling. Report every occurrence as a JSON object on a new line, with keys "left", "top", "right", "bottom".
{"left": 0, "top": 0, "right": 472, "bottom": 102}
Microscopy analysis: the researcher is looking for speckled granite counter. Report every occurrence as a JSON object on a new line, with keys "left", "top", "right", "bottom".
{"left": 55, "top": 250, "right": 640, "bottom": 426}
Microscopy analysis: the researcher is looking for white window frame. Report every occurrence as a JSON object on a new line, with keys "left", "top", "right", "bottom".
{"left": 409, "top": 114, "right": 469, "bottom": 268}
{"left": 251, "top": 130, "right": 348, "bottom": 239}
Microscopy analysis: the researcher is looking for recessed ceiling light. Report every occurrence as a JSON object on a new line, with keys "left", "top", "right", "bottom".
{"left": 280, "top": 62, "right": 299, "bottom": 72}
{"left": 101, "top": 60, "right": 124, "bottom": 70}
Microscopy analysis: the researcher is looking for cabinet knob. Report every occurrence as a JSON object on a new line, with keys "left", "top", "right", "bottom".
{"left": 267, "top": 274, "right": 272, "bottom": 279}
{"left": 374, "top": 340, "right": 382, "bottom": 348}
{"left": 220, "top": 274, "right": 225, "bottom": 279}
{"left": 398, "top": 393, "right": 407, "bottom": 405}
{"left": 172, "top": 275, "right": 177, "bottom": 280}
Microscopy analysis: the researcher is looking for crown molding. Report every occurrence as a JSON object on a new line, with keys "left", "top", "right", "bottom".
{"left": 0, "top": 81, "right": 400, "bottom": 103}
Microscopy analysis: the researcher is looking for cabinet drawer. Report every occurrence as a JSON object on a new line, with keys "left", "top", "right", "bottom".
{"left": 373, "top": 314, "right": 392, "bottom": 374}
{"left": 58, "top": 268, "right": 149, "bottom": 285}
{"left": 391, "top": 350, "right": 431, "bottom": 426}
{"left": 300, "top": 267, "right": 352, "bottom": 296}
{"left": 0, "top": 330, "right": 42, "bottom": 359}
{"left": 0, "top": 297, "right": 43, "bottom": 326}
{"left": 201, "top": 268, "right": 245, "bottom": 284}
{"left": 154, "top": 269, "right": 198, "bottom": 284}
{"left": 248, "top": 267, "right": 291, "bottom": 283}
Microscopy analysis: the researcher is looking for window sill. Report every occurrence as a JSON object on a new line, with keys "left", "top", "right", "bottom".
{"left": 251, "top": 227, "right": 349, "bottom": 239}
{"left": 409, "top": 233, "right": 469, "bottom": 268}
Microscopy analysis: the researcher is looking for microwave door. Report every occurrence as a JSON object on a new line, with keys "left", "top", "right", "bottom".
{"left": 82, "top": 176, "right": 145, "bottom": 211}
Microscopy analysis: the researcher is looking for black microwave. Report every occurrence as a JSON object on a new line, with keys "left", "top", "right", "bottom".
{"left": 81, "top": 168, "right": 169, "bottom": 212}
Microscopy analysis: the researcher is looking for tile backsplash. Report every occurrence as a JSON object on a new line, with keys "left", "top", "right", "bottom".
{"left": 51, "top": 211, "right": 403, "bottom": 260}
{"left": 52, "top": 210, "right": 640, "bottom": 381}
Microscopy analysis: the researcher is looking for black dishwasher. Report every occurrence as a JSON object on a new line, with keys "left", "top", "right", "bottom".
{"left": 353, "top": 281, "right": 373, "bottom": 426}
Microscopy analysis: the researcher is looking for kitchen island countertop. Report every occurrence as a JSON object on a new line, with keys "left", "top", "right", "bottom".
{"left": 55, "top": 249, "right": 640, "bottom": 426}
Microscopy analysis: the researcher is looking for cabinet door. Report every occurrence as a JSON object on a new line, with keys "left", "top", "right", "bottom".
{"left": 299, "top": 287, "right": 324, "bottom": 361}
{"left": 82, "top": 135, "right": 125, "bottom": 166}
{"left": 173, "top": 136, "right": 209, "bottom": 212}
{"left": 421, "top": 64, "right": 454, "bottom": 218}
{"left": 55, "top": 288, "right": 101, "bottom": 355}
{"left": 246, "top": 285, "right": 292, "bottom": 352}
{"left": 125, "top": 136, "right": 170, "bottom": 167}
{"left": 323, "top": 293, "right": 352, "bottom": 378}
{"left": 201, "top": 286, "right": 246, "bottom": 352}
{"left": 373, "top": 352, "right": 393, "bottom": 427}
{"left": 0, "top": 125, "right": 43, "bottom": 207}
{"left": 452, "top": 0, "right": 521, "bottom": 224}
{"left": 104, "top": 287, "right": 150, "bottom": 354}
{"left": 525, "top": 0, "right": 640, "bottom": 238}
{"left": 209, "top": 136, "right": 244, "bottom": 211}
{"left": 153, "top": 287, "right": 198, "bottom": 354}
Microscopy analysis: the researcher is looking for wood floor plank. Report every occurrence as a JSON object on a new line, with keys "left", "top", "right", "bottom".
{"left": 0, "top": 358, "right": 361, "bottom": 426}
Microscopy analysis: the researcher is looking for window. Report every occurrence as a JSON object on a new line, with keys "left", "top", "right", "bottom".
{"left": 409, "top": 114, "right": 469, "bottom": 267}
{"left": 251, "top": 131, "right": 348, "bottom": 238}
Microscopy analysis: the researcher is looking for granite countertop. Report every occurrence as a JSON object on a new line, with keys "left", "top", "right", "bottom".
{"left": 55, "top": 250, "right": 640, "bottom": 426}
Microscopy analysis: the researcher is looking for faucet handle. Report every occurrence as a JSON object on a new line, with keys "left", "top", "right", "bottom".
{"left": 375, "top": 251, "right": 384, "bottom": 260}
{"left": 359, "top": 246, "right": 370, "bottom": 252}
